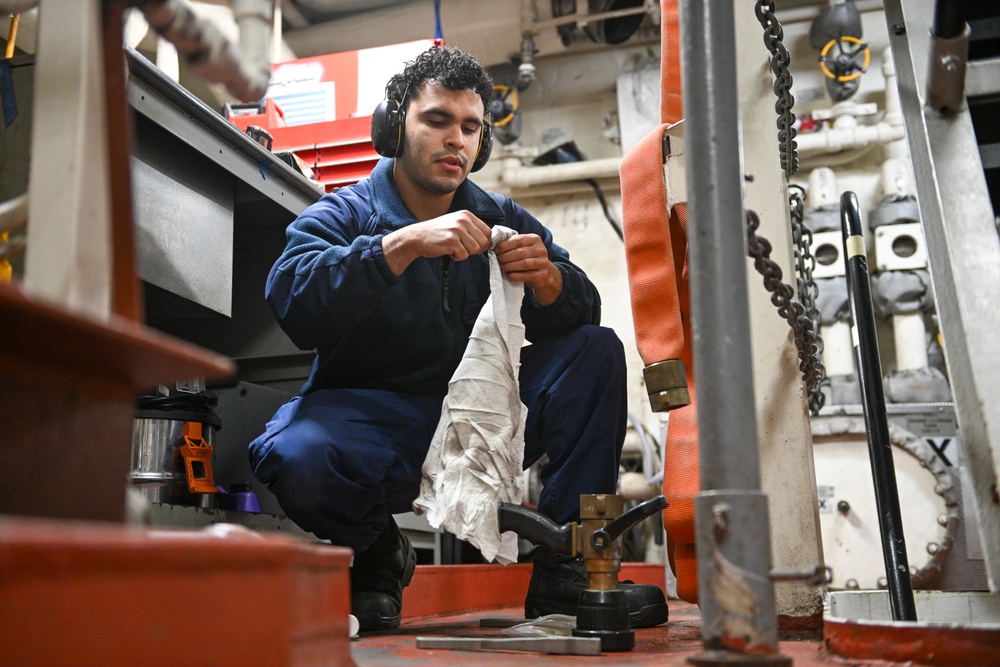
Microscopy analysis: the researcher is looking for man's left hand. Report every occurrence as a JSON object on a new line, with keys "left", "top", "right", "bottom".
{"left": 495, "top": 234, "right": 563, "bottom": 306}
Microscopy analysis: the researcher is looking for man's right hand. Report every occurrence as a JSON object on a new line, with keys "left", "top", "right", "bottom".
{"left": 382, "top": 210, "right": 493, "bottom": 276}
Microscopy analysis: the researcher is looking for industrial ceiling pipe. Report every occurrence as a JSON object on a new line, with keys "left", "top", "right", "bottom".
{"left": 137, "top": 0, "right": 272, "bottom": 101}
{"left": 0, "top": 0, "right": 37, "bottom": 12}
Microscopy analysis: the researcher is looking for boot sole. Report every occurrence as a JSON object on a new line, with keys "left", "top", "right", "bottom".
{"left": 630, "top": 602, "right": 669, "bottom": 629}
{"left": 355, "top": 609, "right": 402, "bottom": 632}
{"left": 525, "top": 600, "right": 669, "bottom": 629}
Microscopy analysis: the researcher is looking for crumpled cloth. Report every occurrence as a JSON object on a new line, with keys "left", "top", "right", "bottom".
{"left": 412, "top": 225, "right": 527, "bottom": 564}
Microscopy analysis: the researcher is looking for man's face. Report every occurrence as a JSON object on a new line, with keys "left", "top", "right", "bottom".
{"left": 395, "top": 81, "right": 486, "bottom": 196}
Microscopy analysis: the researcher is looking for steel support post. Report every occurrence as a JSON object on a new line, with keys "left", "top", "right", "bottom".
{"left": 679, "top": 0, "right": 787, "bottom": 662}
{"left": 884, "top": 0, "right": 1000, "bottom": 591}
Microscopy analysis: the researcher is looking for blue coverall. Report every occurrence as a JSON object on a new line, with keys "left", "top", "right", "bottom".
{"left": 249, "top": 158, "right": 627, "bottom": 553}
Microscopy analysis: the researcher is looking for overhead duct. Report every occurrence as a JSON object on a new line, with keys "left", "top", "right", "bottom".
{"left": 551, "top": 0, "right": 648, "bottom": 46}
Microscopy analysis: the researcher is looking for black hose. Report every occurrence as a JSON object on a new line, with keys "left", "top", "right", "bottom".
{"left": 840, "top": 191, "right": 917, "bottom": 622}
{"left": 584, "top": 179, "right": 624, "bottom": 242}
{"left": 933, "top": 0, "right": 966, "bottom": 39}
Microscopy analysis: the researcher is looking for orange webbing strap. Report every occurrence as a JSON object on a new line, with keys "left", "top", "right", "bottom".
{"left": 621, "top": 127, "right": 685, "bottom": 365}
{"left": 659, "top": 204, "right": 700, "bottom": 604}
{"left": 661, "top": 0, "right": 683, "bottom": 125}
{"left": 620, "top": 127, "right": 701, "bottom": 604}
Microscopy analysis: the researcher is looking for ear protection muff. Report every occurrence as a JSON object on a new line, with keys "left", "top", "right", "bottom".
{"left": 371, "top": 98, "right": 406, "bottom": 158}
{"left": 370, "top": 99, "right": 494, "bottom": 171}
{"left": 471, "top": 115, "right": 492, "bottom": 173}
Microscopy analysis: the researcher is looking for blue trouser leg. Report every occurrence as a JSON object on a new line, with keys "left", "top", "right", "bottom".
{"left": 519, "top": 324, "right": 628, "bottom": 524}
{"left": 248, "top": 389, "right": 444, "bottom": 553}
{"left": 248, "top": 324, "right": 627, "bottom": 553}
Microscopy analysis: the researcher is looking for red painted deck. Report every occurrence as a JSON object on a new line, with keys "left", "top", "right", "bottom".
{"left": 3, "top": 521, "right": 995, "bottom": 666}
{"left": 355, "top": 600, "right": 892, "bottom": 667}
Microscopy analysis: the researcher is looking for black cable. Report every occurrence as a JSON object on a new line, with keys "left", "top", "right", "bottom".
{"left": 583, "top": 178, "right": 624, "bottom": 242}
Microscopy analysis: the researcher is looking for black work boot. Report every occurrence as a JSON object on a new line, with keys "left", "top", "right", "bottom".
{"left": 350, "top": 517, "right": 417, "bottom": 632}
{"left": 524, "top": 551, "right": 668, "bottom": 628}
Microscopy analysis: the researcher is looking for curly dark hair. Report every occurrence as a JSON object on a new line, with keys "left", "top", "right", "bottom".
{"left": 385, "top": 46, "right": 494, "bottom": 114}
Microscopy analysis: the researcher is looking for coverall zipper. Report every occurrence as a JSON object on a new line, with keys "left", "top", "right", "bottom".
{"left": 442, "top": 257, "right": 451, "bottom": 313}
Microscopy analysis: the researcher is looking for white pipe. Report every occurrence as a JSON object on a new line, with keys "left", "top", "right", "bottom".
{"left": 796, "top": 120, "right": 906, "bottom": 155}
{"left": 518, "top": 0, "right": 538, "bottom": 85}
{"left": 806, "top": 167, "right": 839, "bottom": 208}
{"left": 500, "top": 156, "right": 622, "bottom": 188}
{"left": 0, "top": 193, "right": 29, "bottom": 235}
{"left": 123, "top": 8, "right": 151, "bottom": 49}
{"left": 881, "top": 157, "right": 915, "bottom": 198}
{"left": 0, "top": 0, "right": 37, "bottom": 12}
{"left": 893, "top": 311, "right": 929, "bottom": 371}
{"left": 155, "top": 37, "right": 180, "bottom": 82}
{"left": 822, "top": 320, "right": 856, "bottom": 376}
{"left": 141, "top": 0, "right": 270, "bottom": 101}
{"left": 231, "top": 0, "right": 273, "bottom": 95}
{"left": 272, "top": 0, "right": 283, "bottom": 63}
{"left": 619, "top": 471, "right": 660, "bottom": 501}
{"left": 293, "top": 0, "right": 409, "bottom": 12}
{"left": 882, "top": 47, "right": 903, "bottom": 129}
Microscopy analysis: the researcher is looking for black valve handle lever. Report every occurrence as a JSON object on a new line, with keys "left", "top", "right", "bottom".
{"left": 497, "top": 502, "right": 574, "bottom": 557}
{"left": 590, "top": 495, "right": 668, "bottom": 550}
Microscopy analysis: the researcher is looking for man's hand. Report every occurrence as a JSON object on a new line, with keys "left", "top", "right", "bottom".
{"left": 495, "top": 234, "right": 563, "bottom": 306}
{"left": 382, "top": 210, "right": 492, "bottom": 275}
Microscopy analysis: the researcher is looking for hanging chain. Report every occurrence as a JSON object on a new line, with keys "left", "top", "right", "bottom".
{"left": 751, "top": 2, "right": 823, "bottom": 412}
{"left": 755, "top": 0, "right": 799, "bottom": 177}
{"left": 746, "top": 207, "right": 826, "bottom": 415}
{"left": 789, "top": 185, "right": 821, "bottom": 339}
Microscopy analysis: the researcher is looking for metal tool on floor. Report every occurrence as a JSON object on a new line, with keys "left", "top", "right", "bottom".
{"left": 496, "top": 494, "right": 668, "bottom": 652}
{"left": 415, "top": 635, "right": 601, "bottom": 656}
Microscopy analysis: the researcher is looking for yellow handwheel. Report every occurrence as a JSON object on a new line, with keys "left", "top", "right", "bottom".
{"left": 819, "top": 35, "right": 871, "bottom": 82}
{"left": 490, "top": 84, "right": 519, "bottom": 128}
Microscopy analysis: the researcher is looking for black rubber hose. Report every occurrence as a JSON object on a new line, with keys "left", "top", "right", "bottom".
{"left": 933, "top": 0, "right": 966, "bottom": 38}
{"left": 840, "top": 191, "right": 918, "bottom": 622}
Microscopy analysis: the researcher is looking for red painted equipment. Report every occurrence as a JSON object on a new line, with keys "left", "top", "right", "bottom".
{"left": 224, "top": 40, "right": 435, "bottom": 192}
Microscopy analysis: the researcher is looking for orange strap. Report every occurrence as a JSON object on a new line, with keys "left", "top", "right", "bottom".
{"left": 661, "top": 0, "right": 683, "bottom": 125}
{"left": 620, "top": 131, "right": 701, "bottom": 604}
{"left": 621, "top": 127, "right": 686, "bottom": 366}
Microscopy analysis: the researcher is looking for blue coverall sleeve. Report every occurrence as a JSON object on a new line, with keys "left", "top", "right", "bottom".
{"left": 265, "top": 192, "right": 399, "bottom": 351}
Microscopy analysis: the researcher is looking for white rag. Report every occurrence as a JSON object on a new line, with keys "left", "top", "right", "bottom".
{"left": 412, "top": 225, "right": 527, "bottom": 564}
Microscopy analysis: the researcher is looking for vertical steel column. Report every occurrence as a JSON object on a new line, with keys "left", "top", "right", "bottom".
{"left": 679, "top": 0, "right": 787, "bottom": 662}
{"left": 840, "top": 192, "right": 918, "bottom": 622}
{"left": 681, "top": 0, "right": 756, "bottom": 490}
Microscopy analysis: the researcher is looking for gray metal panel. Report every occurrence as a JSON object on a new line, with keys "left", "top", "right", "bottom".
{"left": 124, "top": 47, "right": 323, "bottom": 360}
{"left": 884, "top": 0, "right": 1000, "bottom": 591}
{"left": 125, "top": 48, "right": 323, "bottom": 216}
{"left": 132, "top": 156, "right": 234, "bottom": 316}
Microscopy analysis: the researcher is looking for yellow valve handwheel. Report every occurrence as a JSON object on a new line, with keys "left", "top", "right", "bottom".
{"left": 491, "top": 84, "right": 519, "bottom": 128}
{"left": 819, "top": 35, "right": 871, "bottom": 82}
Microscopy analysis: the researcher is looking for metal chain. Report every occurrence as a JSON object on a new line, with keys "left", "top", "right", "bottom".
{"left": 788, "top": 185, "right": 821, "bottom": 340}
{"left": 746, "top": 208, "right": 826, "bottom": 415}
{"left": 755, "top": 0, "right": 799, "bottom": 177}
